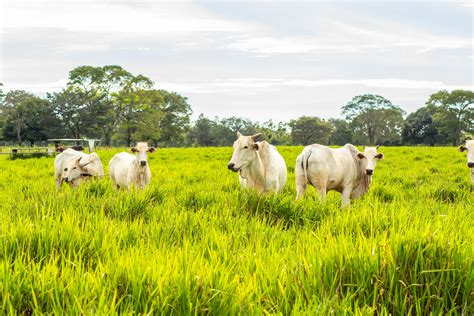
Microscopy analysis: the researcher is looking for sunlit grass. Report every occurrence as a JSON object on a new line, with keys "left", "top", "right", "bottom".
{"left": 0, "top": 146, "right": 472, "bottom": 314}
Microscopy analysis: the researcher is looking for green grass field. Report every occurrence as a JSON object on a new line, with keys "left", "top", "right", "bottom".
{"left": 1, "top": 146, "right": 473, "bottom": 314}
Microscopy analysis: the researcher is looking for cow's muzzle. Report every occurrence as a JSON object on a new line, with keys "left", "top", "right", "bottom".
{"left": 140, "top": 161, "right": 147, "bottom": 167}
{"left": 366, "top": 169, "right": 374, "bottom": 176}
{"left": 227, "top": 163, "right": 239, "bottom": 172}
{"left": 468, "top": 162, "right": 474, "bottom": 168}
{"left": 64, "top": 177, "right": 69, "bottom": 183}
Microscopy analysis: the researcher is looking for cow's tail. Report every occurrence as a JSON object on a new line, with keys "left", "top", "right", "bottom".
{"left": 297, "top": 147, "right": 312, "bottom": 186}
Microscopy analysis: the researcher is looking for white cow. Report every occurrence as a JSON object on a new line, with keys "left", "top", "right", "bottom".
{"left": 458, "top": 140, "right": 474, "bottom": 189}
{"left": 295, "top": 144, "right": 383, "bottom": 207}
{"left": 109, "top": 142, "right": 156, "bottom": 190}
{"left": 54, "top": 148, "right": 105, "bottom": 190}
{"left": 227, "top": 132, "right": 287, "bottom": 194}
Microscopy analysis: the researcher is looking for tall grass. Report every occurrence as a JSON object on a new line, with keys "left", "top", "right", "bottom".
{"left": 0, "top": 146, "right": 472, "bottom": 314}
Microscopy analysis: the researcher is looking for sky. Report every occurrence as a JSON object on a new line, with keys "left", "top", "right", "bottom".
{"left": 0, "top": 0, "right": 473, "bottom": 122}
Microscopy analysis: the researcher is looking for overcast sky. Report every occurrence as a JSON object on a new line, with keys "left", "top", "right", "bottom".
{"left": 1, "top": 0, "right": 472, "bottom": 122}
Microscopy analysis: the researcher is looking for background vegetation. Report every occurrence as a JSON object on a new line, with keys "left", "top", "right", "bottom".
{"left": 0, "top": 146, "right": 473, "bottom": 314}
{"left": 0, "top": 66, "right": 472, "bottom": 147}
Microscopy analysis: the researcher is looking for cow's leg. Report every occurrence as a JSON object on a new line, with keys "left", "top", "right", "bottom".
{"left": 470, "top": 172, "right": 473, "bottom": 192}
{"left": 55, "top": 175, "right": 63, "bottom": 192}
{"left": 314, "top": 177, "right": 327, "bottom": 202}
{"left": 110, "top": 175, "right": 117, "bottom": 190}
{"left": 295, "top": 158, "right": 307, "bottom": 200}
{"left": 341, "top": 186, "right": 352, "bottom": 208}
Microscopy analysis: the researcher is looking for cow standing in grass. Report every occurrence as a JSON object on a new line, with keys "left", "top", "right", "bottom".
{"left": 295, "top": 144, "right": 383, "bottom": 207}
{"left": 458, "top": 140, "right": 474, "bottom": 190}
{"left": 54, "top": 149, "right": 105, "bottom": 190}
{"left": 109, "top": 142, "right": 156, "bottom": 190}
{"left": 227, "top": 132, "right": 287, "bottom": 194}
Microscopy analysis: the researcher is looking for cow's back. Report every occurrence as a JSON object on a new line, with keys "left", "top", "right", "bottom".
{"left": 259, "top": 142, "right": 287, "bottom": 193}
{"left": 305, "top": 144, "right": 356, "bottom": 190}
{"left": 109, "top": 152, "right": 136, "bottom": 187}
{"left": 269, "top": 144, "right": 287, "bottom": 192}
{"left": 87, "top": 153, "right": 105, "bottom": 176}
{"left": 54, "top": 149, "right": 87, "bottom": 177}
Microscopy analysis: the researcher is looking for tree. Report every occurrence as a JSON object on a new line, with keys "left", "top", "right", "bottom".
{"left": 2, "top": 90, "right": 60, "bottom": 143}
{"left": 289, "top": 116, "right": 333, "bottom": 145}
{"left": 48, "top": 87, "right": 100, "bottom": 139}
{"left": 154, "top": 90, "right": 192, "bottom": 147}
{"left": 258, "top": 120, "right": 291, "bottom": 145}
{"left": 342, "top": 94, "right": 405, "bottom": 145}
{"left": 328, "top": 118, "right": 353, "bottom": 145}
{"left": 191, "top": 114, "right": 216, "bottom": 147}
{"left": 402, "top": 105, "right": 440, "bottom": 145}
{"left": 67, "top": 65, "right": 153, "bottom": 146}
{"left": 2, "top": 90, "right": 34, "bottom": 143}
{"left": 0, "top": 83, "right": 5, "bottom": 140}
{"left": 426, "top": 90, "right": 473, "bottom": 145}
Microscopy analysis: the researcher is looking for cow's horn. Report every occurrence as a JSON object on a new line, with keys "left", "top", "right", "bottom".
{"left": 251, "top": 133, "right": 262, "bottom": 141}
{"left": 80, "top": 160, "right": 92, "bottom": 167}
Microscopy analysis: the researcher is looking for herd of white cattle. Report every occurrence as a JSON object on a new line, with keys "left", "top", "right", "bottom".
{"left": 54, "top": 136, "right": 474, "bottom": 207}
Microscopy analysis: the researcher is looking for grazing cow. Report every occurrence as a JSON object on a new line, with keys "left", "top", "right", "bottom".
{"left": 295, "top": 144, "right": 383, "bottom": 207}
{"left": 55, "top": 145, "right": 84, "bottom": 153}
{"left": 54, "top": 149, "right": 105, "bottom": 190}
{"left": 109, "top": 142, "right": 156, "bottom": 190}
{"left": 227, "top": 132, "right": 287, "bottom": 194}
{"left": 458, "top": 140, "right": 474, "bottom": 189}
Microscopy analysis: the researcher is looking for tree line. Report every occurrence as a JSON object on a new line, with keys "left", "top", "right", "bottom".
{"left": 0, "top": 65, "right": 472, "bottom": 147}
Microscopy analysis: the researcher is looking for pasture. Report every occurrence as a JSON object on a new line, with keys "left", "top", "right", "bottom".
{"left": 0, "top": 146, "right": 472, "bottom": 314}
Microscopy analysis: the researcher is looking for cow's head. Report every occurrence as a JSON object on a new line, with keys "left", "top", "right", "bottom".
{"left": 356, "top": 145, "right": 384, "bottom": 176}
{"left": 459, "top": 140, "right": 474, "bottom": 168}
{"left": 227, "top": 132, "right": 262, "bottom": 172}
{"left": 63, "top": 155, "right": 97, "bottom": 187}
{"left": 131, "top": 142, "right": 155, "bottom": 167}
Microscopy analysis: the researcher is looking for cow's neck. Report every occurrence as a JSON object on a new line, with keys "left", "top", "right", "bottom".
{"left": 242, "top": 150, "right": 266, "bottom": 190}
{"left": 133, "top": 160, "right": 147, "bottom": 189}
{"left": 353, "top": 172, "right": 371, "bottom": 197}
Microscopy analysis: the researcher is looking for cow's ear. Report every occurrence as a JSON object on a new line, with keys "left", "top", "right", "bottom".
{"left": 357, "top": 153, "right": 365, "bottom": 159}
{"left": 131, "top": 147, "right": 138, "bottom": 153}
{"left": 236, "top": 131, "right": 242, "bottom": 138}
{"left": 458, "top": 145, "right": 467, "bottom": 152}
{"left": 376, "top": 153, "right": 384, "bottom": 160}
{"left": 75, "top": 157, "right": 82, "bottom": 164}
{"left": 148, "top": 147, "right": 156, "bottom": 153}
{"left": 253, "top": 143, "right": 259, "bottom": 150}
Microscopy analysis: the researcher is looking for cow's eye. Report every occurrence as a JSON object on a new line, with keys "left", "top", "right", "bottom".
{"left": 64, "top": 168, "right": 68, "bottom": 171}
{"left": 243, "top": 146, "right": 248, "bottom": 149}
{"left": 73, "top": 167, "right": 77, "bottom": 170}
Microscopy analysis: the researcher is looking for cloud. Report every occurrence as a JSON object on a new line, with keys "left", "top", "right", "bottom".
{"left": 157, "top": 78, "right": 473, "bottom": 94}
{"left": 3, "top": 79, "right": 68, "bottom": 94}
{"left": 7, "top": 77, "right": 470, "bottom": 96}
{"left": 1, "top": 0, "right": 257, "bottom": 37}
{"left": 225, "top": 17, "right": 472, "bottom": 55}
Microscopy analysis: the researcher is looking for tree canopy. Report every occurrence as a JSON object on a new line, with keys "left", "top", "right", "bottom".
{"left": 0, "top": 68, "right": 472, "bottom": 147}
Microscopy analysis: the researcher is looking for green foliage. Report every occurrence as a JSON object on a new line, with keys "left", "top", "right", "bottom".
{"left": 427, "top": 90, "right": 474, "bottom": 145}
{"left": 328, "top": 118, "right": 353, "bottom": 145}
{"left": 0, "top": 146, "right": 472, "bottom": 314}
{"left": 2, "top": 90, "right": 61, "bottom": 143}
{"left": 342, "top": 94, "right": 405, "bottom": 145}
{"left": 402, "top": 105, "right": 440, "bottom": 145}
{"left": 289, "top": 116, "right": 333, "bottom": 145}
{"left": 189, "top": 115, "right": 259, "bottom": 147}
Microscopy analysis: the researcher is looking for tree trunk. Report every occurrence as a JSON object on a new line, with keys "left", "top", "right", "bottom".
{"left": 16, "top": 123, "right": 22, "bottom": 144}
